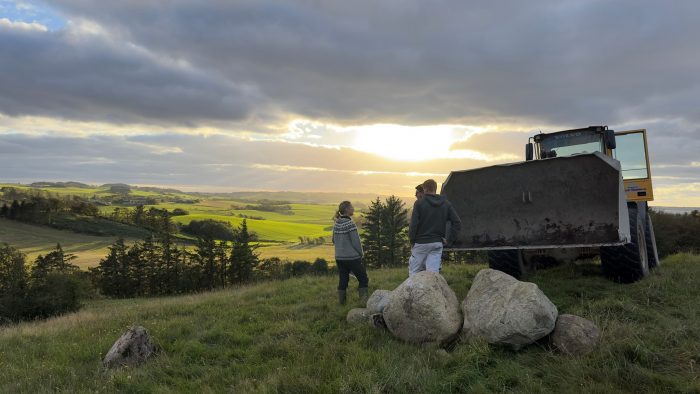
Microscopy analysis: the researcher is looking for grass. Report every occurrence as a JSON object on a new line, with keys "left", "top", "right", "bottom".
{"left": 1, "top": 254, "right": 699, "bottom": 393}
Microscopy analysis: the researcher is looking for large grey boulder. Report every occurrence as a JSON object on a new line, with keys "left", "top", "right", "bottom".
{"left": 383, "top": 272, "right": 462, "bottom": 344}
{"left": 103, "top": 326, "right": 155, "bottom": 369}
{"left": 462, "top": 269, "right": 558, "bottom": 349}
{"left": 366, "top": 290, "right": 391, "bottom": 314}
{"left": 551, "top": 314, "right": 601, "bottom": 355}
{"left": 346, "top": 308, "right": 371, "bottom": 324}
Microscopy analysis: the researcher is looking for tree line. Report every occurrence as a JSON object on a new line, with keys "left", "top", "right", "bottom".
{"left": 0, "top": 243, "right": 87, "bottom": 323}
{"left": 91, "top": 220, "right": 259, "bottom": 297}
{"left": 650, "top": 209, "right": 700, "bottom": 257}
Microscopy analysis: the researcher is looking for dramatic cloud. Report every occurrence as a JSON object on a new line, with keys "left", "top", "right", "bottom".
{"left": 39, "top": 0, "right": 700, "bottom": 126}
{"left": 0, "top": 1, "right": 698, "bottom": 205}
{"left": 0, "top": 18, "right": 260, "bottom": 125}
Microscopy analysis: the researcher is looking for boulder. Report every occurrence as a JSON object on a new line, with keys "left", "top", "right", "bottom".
{"left": 462, "top": 269, "right": 557, "bottom": 349}
{"left": 103, "top": 326, "right": 155, "bottom": 369}
{"left": 551, "top": 314, "right": 601, "bottom": 355}
{"left": 366, "top": 290, "right": 392, "bottom": 314}
{"left": 347, "top": 308, "right": 371, "bottom": 324}
{"left": 383, "top": 272, "right": 462, "bottom": 344}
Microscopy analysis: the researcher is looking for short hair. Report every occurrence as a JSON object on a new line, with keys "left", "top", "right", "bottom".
{"left": 422, "top": 179, "right": 437, "bottom": 193}
{"left": 415, "top": 184, "right": 424, "bottom": 193}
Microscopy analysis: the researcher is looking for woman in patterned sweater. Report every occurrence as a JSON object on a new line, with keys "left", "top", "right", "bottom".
{"left": 332, "top": 201, "right": 369, "bottom": 305}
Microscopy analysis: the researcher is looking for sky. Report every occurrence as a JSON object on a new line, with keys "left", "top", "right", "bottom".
{"left": 0, "top": 1, "right": 699, "bottom": 206}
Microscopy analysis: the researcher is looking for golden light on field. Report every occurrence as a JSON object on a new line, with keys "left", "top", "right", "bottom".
{"left": 352, "top": 124, "right": 484, "bottom": 161}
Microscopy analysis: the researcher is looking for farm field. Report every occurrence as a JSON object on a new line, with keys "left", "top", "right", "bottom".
{"left": 0, "top": 254, "right": 698, "bottom": 392}
{"left": 0, "top": 218, "right": 130, "bottom": 269}
{"left": 1, "top": 183, "right": 345, "bottom": 265}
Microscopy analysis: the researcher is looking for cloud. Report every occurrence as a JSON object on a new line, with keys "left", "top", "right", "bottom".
{"left": 33, "top": 1, "right": 699, "bottom": 127}
{"left": 0, "top": 17, "right": 47, "bottom": 31}
{"left": 0, "top": 1, "right": 698, "bottom": 203}
{"left": 0, "top": 19, "right": 260, "bottom": 126}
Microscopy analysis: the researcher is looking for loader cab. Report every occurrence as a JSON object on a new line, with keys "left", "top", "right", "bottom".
{"left": 527, "top": 126, "right": 613, "bottom": 160}
{"left": 525, "top": 126, "right": 653, "bottom": 202}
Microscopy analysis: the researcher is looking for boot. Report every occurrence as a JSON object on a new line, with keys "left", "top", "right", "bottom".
{"left": 358, "top": 287, "right": 369, "bottom": 305}
{"left": 338, "top": 290, "right": 347, "bottom": 305}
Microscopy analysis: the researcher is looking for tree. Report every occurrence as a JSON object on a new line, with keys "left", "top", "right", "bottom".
{"left": 381, "top": 196, "right": 410, "bottom": 267}
{"left": 0, "top": 243, "right": 28, "bottom": 321}
{"left": 361, "top": 196, "right": 410, "bottom": 268}
{"left": 30, "top": 243, "right": 79, "bottom": 283}
{"left": 361, "top": 198, "right": 384, "bottom": 268}
{"left": 93, "top": 239, "right": 130, "bottom": 297}
{"left": 194, "top": 236, "right": 218, "bottom": 290}
{"left": 8, "top": 200, "right": 19, "bottom": 220}
{"left": 229, "top": 220, "right": 259, "bottom": 283}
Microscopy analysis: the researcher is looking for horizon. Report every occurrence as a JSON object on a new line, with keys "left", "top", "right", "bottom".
{"left": 2, "top": 179, "right": 700, "bottom": 210}
{"left": 1, "top": 1, "right": 699, "bottom": 206}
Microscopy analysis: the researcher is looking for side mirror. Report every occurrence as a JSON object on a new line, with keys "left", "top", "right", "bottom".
{"left": 525, "top": 143, "right": 534, "bottom": 161}
{"left": 605, "top": 130, "right": 616, "bottom": 149}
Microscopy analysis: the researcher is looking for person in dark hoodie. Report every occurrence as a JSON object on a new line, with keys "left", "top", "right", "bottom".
{"left": 408, "top": 179, "right": 461, "bottom": 276}
{"left": 332, "top": 201, "right": 369, "bottom": 305}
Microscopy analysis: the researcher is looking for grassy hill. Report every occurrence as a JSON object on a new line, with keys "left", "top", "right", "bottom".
{"left": 1, "top": 254, "right": 698, "bottom": 393}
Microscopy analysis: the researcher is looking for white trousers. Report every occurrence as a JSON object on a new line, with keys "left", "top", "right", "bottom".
{"left": 408, "top": 242, "right": 443, "bottom": 276}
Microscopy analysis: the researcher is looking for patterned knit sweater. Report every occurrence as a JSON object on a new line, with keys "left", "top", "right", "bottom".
{"left": 332, "top": 216, "right": 364, "bottom": 260}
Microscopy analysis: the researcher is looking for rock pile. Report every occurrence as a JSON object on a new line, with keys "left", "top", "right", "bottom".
{"left": 348, "top": 268, "right": 601, "bottom": 355}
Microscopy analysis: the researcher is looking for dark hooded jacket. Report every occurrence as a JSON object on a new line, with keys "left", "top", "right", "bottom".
{"left": 409, "top": 194, "right": 462, "bottom": 245}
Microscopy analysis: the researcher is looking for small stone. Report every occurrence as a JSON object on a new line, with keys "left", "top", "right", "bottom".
{"left": 103, "top": 326, "right": 155, "bottom": 369}
{"left": 551, "top": 314, "right": 601, "bottom": 355}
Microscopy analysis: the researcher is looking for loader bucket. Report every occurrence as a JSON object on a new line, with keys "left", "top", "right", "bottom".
{"left": 441, "top": 152, "right": 630, "bottom": 249}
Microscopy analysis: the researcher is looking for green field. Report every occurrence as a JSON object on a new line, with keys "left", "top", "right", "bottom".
{"left": 1, "top": 183, "right": 344, "bottom": 264}
{"left": 0, "top": 218, "right": 130, "bottom": 269}
{"left": 0, "top": 254, "right": 698, "bottom": 392}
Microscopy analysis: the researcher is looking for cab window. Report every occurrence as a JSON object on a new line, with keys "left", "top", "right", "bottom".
{"left": 613, "top": 133, "right": 648, "bottom": 179}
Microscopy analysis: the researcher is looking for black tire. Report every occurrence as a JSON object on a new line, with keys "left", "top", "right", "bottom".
{"left": 646, "top": 215, "right": 660, "bottom": 269}
{"left": 487, "top": 249, "right": 533, "bottom": 279}
{"left": 600, "top": 203, "right": 649, "bottom": 283}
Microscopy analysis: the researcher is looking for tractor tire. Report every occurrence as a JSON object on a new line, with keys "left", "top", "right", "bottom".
{"left": 487, "top": 249, "right": 533, "bottom": 279}
{"left": 600, "top": 204, "right": 649, "bottom": 283}
{"left": 646, "top": 215, "right": 660, "bottom": 269}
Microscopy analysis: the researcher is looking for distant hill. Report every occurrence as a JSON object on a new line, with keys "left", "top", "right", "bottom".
{"left": 198, "top": 191, "right": 406, "bottom": 206}
{"left": 6, "top": 181, "right": 409, "bottom": 206}
{"left": 29, "top": 181, "right": 92, "bottom": 188}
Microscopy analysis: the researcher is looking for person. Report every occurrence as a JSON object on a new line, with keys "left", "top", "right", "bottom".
{"left": 415, "top": 184, "right": 425, "bottom": 201}
{"left": 332, "top": 201, "right": 369, "bottom": 305}
{"left": 408, "top": 179, "right": 461, "bottom": 276}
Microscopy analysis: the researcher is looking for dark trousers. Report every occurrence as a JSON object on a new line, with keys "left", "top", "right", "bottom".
{"left": 336, "top": 258, "right": 369, "bottom": 290}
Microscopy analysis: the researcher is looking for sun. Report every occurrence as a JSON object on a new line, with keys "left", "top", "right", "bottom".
{"left": 352, "top": 124, "right": 462, "bottom": 161}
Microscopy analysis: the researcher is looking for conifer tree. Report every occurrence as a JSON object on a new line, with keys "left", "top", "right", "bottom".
{"left": 360, "top": 198, "right": 384, "bottom": 268}
{"left": 229, "top": 220, "right": 259, "bottom": 283}
{"left": 381, "top": 196, "right": 409, "bottom": 267}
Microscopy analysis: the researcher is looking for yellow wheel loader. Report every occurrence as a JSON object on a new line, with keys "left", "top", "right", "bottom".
{"left": 441, "top": 126, "right": 658, "bottom": 283}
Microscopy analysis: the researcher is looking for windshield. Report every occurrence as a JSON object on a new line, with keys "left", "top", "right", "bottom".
{"left": 538, "top": 131, "right": 604, "bottom": 158}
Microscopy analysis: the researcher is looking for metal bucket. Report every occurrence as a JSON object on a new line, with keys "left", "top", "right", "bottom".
{"left": 441, "top": 152, "right": 630, "bottom": 249}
